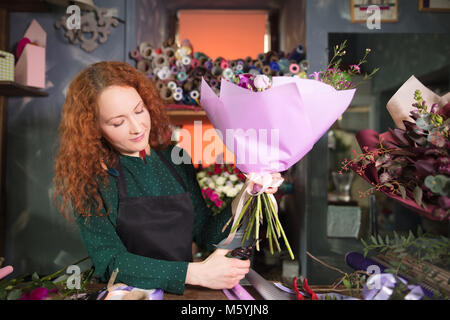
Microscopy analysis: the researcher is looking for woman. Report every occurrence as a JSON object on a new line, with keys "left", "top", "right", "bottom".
{"left": 53, "top": 61, "right": 279, "bottom": 295}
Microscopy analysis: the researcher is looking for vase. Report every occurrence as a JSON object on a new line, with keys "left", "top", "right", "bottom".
{"left": 332, "top": 171, "right": 354, "bottom": 202}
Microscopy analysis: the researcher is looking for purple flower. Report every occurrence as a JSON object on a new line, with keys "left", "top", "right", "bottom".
{"left": 309, "top": 72, "right": 322, "bottom": 81}
{"left": 350, "top": 64, "right": 361, "bottom": 74}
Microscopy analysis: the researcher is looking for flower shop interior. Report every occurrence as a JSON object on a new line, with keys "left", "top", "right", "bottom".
{"left": 0, "top": 0, "right": 449, "bottom": 301}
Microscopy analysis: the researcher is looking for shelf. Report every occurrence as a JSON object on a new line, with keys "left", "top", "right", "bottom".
{"left": 0, "top": 81, "right": 48, "bottom": 97}
{"left": 166, "top": 110, "right": 206, "bottom": 116}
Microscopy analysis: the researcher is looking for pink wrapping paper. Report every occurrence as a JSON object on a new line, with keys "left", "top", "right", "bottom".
{"left": 200, "top": 77, "right": 356, "bottom": 174}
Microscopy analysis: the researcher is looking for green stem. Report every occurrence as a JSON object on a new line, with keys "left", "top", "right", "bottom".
{"left": 230, "top": 196, "right": 253, "bottom": 233}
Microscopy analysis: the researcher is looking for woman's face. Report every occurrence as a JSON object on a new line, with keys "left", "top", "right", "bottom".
{"left": 97, "top": 86, "right": 151, "bottom": 157}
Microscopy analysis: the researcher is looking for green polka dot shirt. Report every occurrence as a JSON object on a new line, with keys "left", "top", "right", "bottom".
{"left": 75, "top": 145, "right": 232, "bottom": 295}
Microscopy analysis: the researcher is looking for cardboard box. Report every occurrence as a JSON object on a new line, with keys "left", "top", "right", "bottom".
{"left": 14, "top": 19, "right": 46, "bottom": 88}
{"left": 0, "top": 50, "right": 14, "bottom": 82}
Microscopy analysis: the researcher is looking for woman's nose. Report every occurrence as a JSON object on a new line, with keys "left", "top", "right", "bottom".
{"left": 129, "top": 116, "right": 143, "bottom": 133}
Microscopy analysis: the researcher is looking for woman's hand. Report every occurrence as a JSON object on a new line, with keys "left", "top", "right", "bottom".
{"left": 185, "top": 249, "right": 250, "bottom": 289}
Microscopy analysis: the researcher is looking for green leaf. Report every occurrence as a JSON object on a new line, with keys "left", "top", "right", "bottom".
{"left": 6, "top": 289, "right": 22, "bottom": 300}
{"left": 414, "top": 186, "right": 423, "bottom": 207}
{"left": 343, "top": 278, "right": 352, "bottom": 289}
{"left": 399, "top": 185, "right": 407, "bottom": 199}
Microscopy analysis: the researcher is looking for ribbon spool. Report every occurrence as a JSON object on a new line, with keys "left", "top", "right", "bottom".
{"left": 204, "top": 73, "right": 213, "bottom": 82}
{"left": 213, "top": 60, "right": 221, "bottom": 68}
{"left": 176, "top": 71, "right": 188, "bottom": 82}
{"left": 167, "top": 81, "right": 177, "bottom": 90}
{"left": 163, "top": 47, "right": 175, "bottom": 59}
{"left": 278, "top": 58, "right": 290, "bottom": 73}
{"left": 210, "top": 79, "right": 218, "bottom": 88}
{"left": 170, "top": 65, "right": 179, "bottom": 75}
{"left": 190, "top": 58, "right": 200, "bottom": 68}
{"left": 245, "top": 56, "right": 253, "bottom": 65}
{"left": 222, "top": 68, "right": 233, "bottom": 80}
{"left": 155, "top": 80, "right": 166, "bottom": 91}
{"left": 262, "top": 65, "right": 272, "bottom": 76}
{"left": 299, "top": 60, "right": 309, "bottom": 72}
{"left": 220, "top": 59, "right": 229, "bottom": 70}
{"left": 248, "top": 68, "right": 260, "bottom": 76}
{"left": 266, "top": 51, "right": 278, "bottom": 63}
{"left": 162, "top": 38, "right": 175, "bottom": 48}
{"left": 234, "top": 64, "right": 244, "bottom": 72}
{"left": 289, "top": 63, "right": 300, "bottom": 74}
{"left": 190, "top": 90, "right": 200, "bottom": 100}
{"left": 181, "top": 55, "right": 191, "bottom": 66}
{"left": 153, "top": 54, "right": 168, "bottom": 68}
{"left": 160, "top": 86, "right": 174, "bottom": 104}
{"left": 204, "top": 60, "right": 213, "bottom": 70}
{"left": 174, "top": 87, "right": 183, "bottom": 94}
{"left": 173, "top": 91, "right": 183, "bottom": 102}
{"left": 254, "top": 61, "right": 264, "bottom": 70}
{"left": 137, "top": 60, "right": 152, "bottom": 75}
{"left": 257, "top": 53, "right": 265, "bottom": 62}
{"left": 269, "top": 61, "right": 280, "bottom": 72}
{"left": 139, "top": 43, "right": 154, "bottom": 59}
{"left": 190, "top": 66, "right": 206, "bottom": 78}
{"left": 183, "top": 79, "right": 195, "bottom": 92}
{"left": 198, "top": 56, "right": 208, "bottom": 66}
{"left": 229, "top": 60, "right": 237, "bottom": 69}
{"left": 193, "top": 52, "right": 207, "bottom": 60}
{"left": 183, "top": 94, "right": 195, "bottom": 105}
{"left": 211, "top": 66, "right": 223, "bottom": 77}
{"left": 157, "top": 67, "right": 171, "bottom": 80}
{"left": 130, "top": 49, "right": 142, "bottom": 62}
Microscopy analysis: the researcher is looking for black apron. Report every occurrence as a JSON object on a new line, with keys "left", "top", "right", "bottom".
{"left": 114, "top": 150, "right": 194, "bottom": 262}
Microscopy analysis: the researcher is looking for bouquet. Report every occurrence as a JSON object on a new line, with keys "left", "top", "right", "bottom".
{"left": 342, "top": 87, "right": 450, "bottom": 221}
{"left": 201, "top": 67, "right": 357, "bottom": 259}
{"left": 197, "top": 163, "right": 246, "bottom": 216}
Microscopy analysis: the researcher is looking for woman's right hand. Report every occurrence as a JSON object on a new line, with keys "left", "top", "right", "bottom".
{"left": 185, "top": 248, "right": 250, "bottom": 289}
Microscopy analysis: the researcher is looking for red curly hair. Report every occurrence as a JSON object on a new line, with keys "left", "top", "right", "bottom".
{"left": 53, "top": 61, "right": 172, "bottom": 221}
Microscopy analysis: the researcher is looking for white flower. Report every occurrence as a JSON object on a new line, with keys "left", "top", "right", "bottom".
{"left": 208, "top": 182, "right": 216, "bottom": 189}
{"left": 211, "top": 175, "right": 219, "bottom": 181}
{"left": 223, "top": 172, "right": 230, "bottom": 177}
{"left": 216, "top": 177, "right": 226, "bottom": 186}
{"left": 197, "top": 171, "right": 206, "bottom": 179}
{"left": 254, "top": 74, "right": 271, "bottom": 90}
{"left": 229, "top": 174, "right": 238, "bottom": 182}
{"left": 226, "top": 188, "right": 238, "bottom": 197}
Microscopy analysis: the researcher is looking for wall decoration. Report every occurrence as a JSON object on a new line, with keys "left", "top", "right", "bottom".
{"left": 419, "top": 0, "right": 450, "bottom": 12}
{"left": 350, "top": 0, "right": 398, "bottom": 23}
{"left": 54, "top": 3, "right": 119, "bottom": 53}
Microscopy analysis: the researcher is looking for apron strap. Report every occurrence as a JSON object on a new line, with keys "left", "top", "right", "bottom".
{"left": 154, "top": 149, "right": 188, "bottom": 192}
{"left": 115, "top": 149, "right": 189, "bottom": 199}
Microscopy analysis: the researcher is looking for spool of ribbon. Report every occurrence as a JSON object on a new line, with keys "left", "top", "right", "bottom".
{"left": 157, "top": 66, "right": 171, "bottom": 80}
{"left": 190, "top": 58, "right": 200, "bottom": 68}
{"left": 299, "top": 60, "right": 309, "bottom": 72}
{"left": 176, "top": 71, "right": 188, "bottom": 82}
{"left": 160, "top": 86, "right": 174, "bottom": 104}
{"left": 248, "top": 68, "right": 260, "bottom": 76}
{"left": 137, "top": 60, "right": 152, "bottom": 74}
{"left": 174, "top": 87, "right": 183, "bottom": 94}
{"left": 254, "top": 61, "right": 264, "bottom": 70}
{"left": 170, "top": 65, "right": 179, "bottom": 75}
{"left": 163, "top": 47, "right": 175, "bottom": 58}
{"left": 220, "top": 59, "right": 229, "bottom": 70}
{"left": 245, "top": 56, "right": 253, "bottom": 65}
{"left": 269, "top": 61, "right": 280, "bottom": 72}
{"left": 211, "top": 66, "right": 223, "bottom": 77}
{"left": 222, "top": 68, "right": 233, "bottom": 80}
{"left": 262, "top": 65, "right": 272, "bottom": 76}
{"left": 167, "top": 81, "right": 177, "bottom": 90}
{"left": 173, "top": 91, "right": 183, "bottom": 101}
{"left": 155, "top": 80, "right": 166, "bottom": 91}
{"left": 139, "top": 43, "right": 154, "bottom": 59}
{"left": 204, "top": 60, "right": 213, "bottom": 70}
{"left": 130, "top": 48, "right": 142, "bottom": 62}
{"left": 153, "top": 54, "right": 168, "bottom": 68}
{"left": 181, "top": 55, "right": 191, "bottom": 66}
{"left": 257, "top": 53, "right": 265, "bottom": 62}
{"left": 190, "top": 90, "right": 200, "bottom": 100}
{"left": 183, "top": 94, "right": 195, "bottom": 105}
{"left": 235, "top": 64, "right": 244, "bottom": 72}
{"left": 289, "top": 63, "right": 300, "bottom": 74}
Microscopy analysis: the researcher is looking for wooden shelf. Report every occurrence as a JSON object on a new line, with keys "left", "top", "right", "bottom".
{"left": 0, "top": 81, "right": 48, "bottom": 97}
{"left": 166, "top": 110, "right": 206, "bottom": 116}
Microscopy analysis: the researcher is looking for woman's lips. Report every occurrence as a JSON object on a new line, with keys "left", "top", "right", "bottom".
{"left": 131, "top": 132, "right": 145, "bottom": 142}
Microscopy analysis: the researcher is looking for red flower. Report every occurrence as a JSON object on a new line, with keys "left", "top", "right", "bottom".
{"left": 214, "top": 164, "right": 223, "bottom": 175}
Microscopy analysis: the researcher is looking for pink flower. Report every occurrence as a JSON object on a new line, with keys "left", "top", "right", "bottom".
{"left": 309, "top": 71, "right": 322, "bottom": 81}
{"left": 350, "top": 65, "right": 361, "bottom": 74}
{"left": 205, "top": 188, "right": 213, "bottom": 197}
{"left": 209, "top": 192, "right": 219, "bottom": 202}
{"left": 215, "top": 199, "right": 224, "bottom": 208}
{"left": 20, "top": 287, "right": 57, "bottom": 300}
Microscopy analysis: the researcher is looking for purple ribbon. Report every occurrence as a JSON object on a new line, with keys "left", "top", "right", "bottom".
{"left": 223, "top": 284, "right": 254, "bottom": 300}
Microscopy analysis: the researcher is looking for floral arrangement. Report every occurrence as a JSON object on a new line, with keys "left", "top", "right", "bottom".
{"left": 340, "top": 90, "right": 450, "bottom": 221}
{"left": 197, "top": 163, "right": 246, "bottom": 216}
{"left": 312, "top": 40, "right": 379, "bottom": 90}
